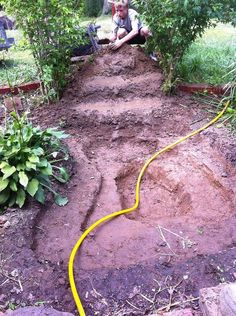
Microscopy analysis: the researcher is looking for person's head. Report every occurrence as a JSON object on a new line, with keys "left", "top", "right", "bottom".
{"left": 115, "top": 0, "right": 129, "bottom": 19}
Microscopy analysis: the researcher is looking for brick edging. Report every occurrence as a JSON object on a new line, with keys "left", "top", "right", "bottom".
{"left": 0, "top": 81, "right": 41, "bottom": 96}
{"left": 0, "top": 81, "right": 229, "bottom": 96}
{"left": 178, "top": 83, "right": 227, "bottom": 95}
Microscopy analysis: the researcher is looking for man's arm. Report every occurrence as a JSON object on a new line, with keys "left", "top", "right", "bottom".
{"left": 109, "top": 16, "right": 119, "bottom": 42}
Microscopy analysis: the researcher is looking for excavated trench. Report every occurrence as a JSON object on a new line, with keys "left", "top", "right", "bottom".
{"left": 1, "top": 45, "right": 236, "bottom": 316}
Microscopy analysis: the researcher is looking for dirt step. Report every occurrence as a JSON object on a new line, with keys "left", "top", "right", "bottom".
{"left": 72, "top": 96, "right": 163, "bottom": 114}
{"left": 66, "top": 72, "right": 163, "bottom": 103}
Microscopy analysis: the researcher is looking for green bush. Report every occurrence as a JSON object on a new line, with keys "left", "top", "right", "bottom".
{"left": 0, "top": 111, "right": 70, "bottom": 209}
{"left": 1, "top": 0, "right": 84, "bottom": 100}
{"left": 133, "top": 0, "right": 236, "bottom": 93}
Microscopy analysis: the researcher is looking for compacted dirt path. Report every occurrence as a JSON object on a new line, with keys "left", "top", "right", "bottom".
{"left": 1, "top": 45, "right": 236, "bottom": 316}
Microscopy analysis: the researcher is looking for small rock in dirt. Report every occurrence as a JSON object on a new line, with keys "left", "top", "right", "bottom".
{"left": 4, "top": 97, "right": 23, "bottom": 112}
{"left": 159, "top": 241, "right": 167, "bottom": 247}
{"left": 0, "top": 216, "right": 7, "bottom": 226}
{"left": 220, "top": 283, "right": 236, "bottom": 316}
{"left": 10, "top": 269, "right": 19, "bottom": 277}
{"left": 58, "top": 277, "right": 66, "bottom": 285}
{"left": 111, "top": 130, "right": 120, "bottom": 141}
{"left": 3, "top": 221, "right": 10, "bottom": 229}
{"left": 5, "top": 307, "right": 74, "bottom": 316}
{"left": 0, "top": 294, "right": 6, "bottom": 302}
{"left": 221, "top": 172, "right": 228, "bottom": 178}
{"left": 159, "top": 256, "right": 172, "bottom": 267}
{"left": 199, "top": 283, "right": 225, "bottom": 316}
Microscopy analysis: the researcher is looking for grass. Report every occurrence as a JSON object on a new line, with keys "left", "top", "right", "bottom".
{"left": 178, "top": 23, "right": 236, "bottom": 85}
{"left": 0, "top": 30, "right": 37, "bottom": 87}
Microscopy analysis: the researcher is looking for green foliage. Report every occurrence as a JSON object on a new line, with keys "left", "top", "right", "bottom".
{"left": 84, "top": 0, "right": 103, "bottom": 17}
{"left": 133, "top": 0, "right": 236, "bottom": 93}
{"left": 1, "top": 0, "right": 84, "bottom": 100}
{"left": 0, "top": 110, "right": 70, "bottom": 210}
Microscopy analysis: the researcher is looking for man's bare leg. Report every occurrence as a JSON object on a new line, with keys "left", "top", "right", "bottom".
{"left": 140, "top": 26, "right": 151, "bottom": 39}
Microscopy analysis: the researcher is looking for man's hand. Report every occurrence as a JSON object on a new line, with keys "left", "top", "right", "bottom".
{"left": 110, "top": 39, "right": 124, "bottom": 51}
{"left": 109, "top": 34, "right": 117, "bottom": 43}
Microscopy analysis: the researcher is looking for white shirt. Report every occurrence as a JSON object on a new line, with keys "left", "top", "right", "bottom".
{"left": 113, "top": 8, "right": 143, "bottom": 34}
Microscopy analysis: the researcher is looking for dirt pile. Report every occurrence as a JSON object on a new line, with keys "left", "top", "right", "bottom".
{"left": 64, "top": 44, "right": 163, "bottom": 103}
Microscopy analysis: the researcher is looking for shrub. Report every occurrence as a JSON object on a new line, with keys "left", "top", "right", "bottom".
{"left": 0, "top": 110, "right": 69, "bottom": 209}
{"left": 132, "top": 0, "right": 236, "bottom": 93}
{"left": 1, "top": 0, "right": 85, "bottom": 100}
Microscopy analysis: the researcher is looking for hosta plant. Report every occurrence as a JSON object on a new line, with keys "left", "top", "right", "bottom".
{"left": 0, "top": 111, "right": 70, "bottom": 209}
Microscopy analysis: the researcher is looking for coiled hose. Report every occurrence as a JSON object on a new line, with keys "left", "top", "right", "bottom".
{"left": 68, "top": 101, "right": 229, "bottom": 316}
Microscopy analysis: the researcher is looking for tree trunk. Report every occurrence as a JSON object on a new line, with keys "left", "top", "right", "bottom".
{"left": 102, "top": 0, "right": 109, "bottom": 15}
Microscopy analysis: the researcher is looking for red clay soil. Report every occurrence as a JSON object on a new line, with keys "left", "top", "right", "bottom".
{"left": 0, "top": 45, "right": 236, "bottom": 316}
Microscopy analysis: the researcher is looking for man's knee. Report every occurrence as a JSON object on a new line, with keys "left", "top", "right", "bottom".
{"left": 140, "top": 26, "right": 151, "bottom": 38}
{"left": 117, "top": 28, "right": 128, "bottom": 39}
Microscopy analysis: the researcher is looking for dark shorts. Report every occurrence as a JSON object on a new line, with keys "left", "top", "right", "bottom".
{"left": 121, "top": 28, "right": 146, "bottom": 45}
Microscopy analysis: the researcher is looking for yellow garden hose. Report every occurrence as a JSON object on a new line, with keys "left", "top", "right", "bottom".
{"left": 68, "top": 101, "right": 229, "bottom": 316}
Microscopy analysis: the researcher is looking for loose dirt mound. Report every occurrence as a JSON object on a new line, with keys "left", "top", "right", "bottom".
{"left": 64, "top": 45, "right": 163, "bottom": 104}
{"left": 1, "top": 45, "right": 236, "bottom": 316}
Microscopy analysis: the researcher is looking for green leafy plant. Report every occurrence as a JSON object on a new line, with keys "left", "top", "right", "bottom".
{"left": 0, "top": 111, "right": 70, "bottom": 209}
{"left": 132, "top": 0, "right": 236, "bottom": 93}
{"left": 1, "top": 0, "right": 85, "bottom": 100}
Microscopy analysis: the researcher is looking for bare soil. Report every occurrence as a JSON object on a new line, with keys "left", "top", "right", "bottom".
{"left": 1, "top": 45, "right": 236, "bottom": 316}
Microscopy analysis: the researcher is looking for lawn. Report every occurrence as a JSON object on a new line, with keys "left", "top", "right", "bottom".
{"left": 0, "top": 17, "right": 235, "bottom": 87}
{"left": 0, "top": 30, "right": 37, "bottom": 87}
{"left": 178, "top": 23, "right": 236, "bottom": 84}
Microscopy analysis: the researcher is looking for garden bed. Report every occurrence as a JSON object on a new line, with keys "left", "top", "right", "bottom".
{"left": 0, "top": 45, "right": 236, "bottom": 316}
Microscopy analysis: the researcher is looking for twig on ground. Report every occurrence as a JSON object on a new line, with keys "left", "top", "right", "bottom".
{"left": 157, "top": 225, "right": 176, "bottom": 256}
{"left": 139, "top": 293, "right": 154, "bottom": 304}
{"left": 157, "top": 225, "right": 196, "bottom": 249}
{"left": 126, "top": 300, "right": 142, "bottom": 311}
{"left": 156, "top": 296, "right": 199, "bottom": 312}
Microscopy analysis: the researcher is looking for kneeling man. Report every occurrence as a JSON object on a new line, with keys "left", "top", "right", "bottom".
{"left": 110, "top": 0, "right": 150, "bottom": 50}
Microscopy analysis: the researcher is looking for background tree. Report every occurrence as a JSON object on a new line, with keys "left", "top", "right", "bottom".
{"left": 84, "top": 0, "right": 103, "bottom": 17}
{"left": 102, "top": 0, "right": 110, "bottom": 15}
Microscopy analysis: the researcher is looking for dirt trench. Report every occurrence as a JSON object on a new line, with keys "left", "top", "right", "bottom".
{"left": 1, "top": 45, "right": 236, "bottom": 316}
